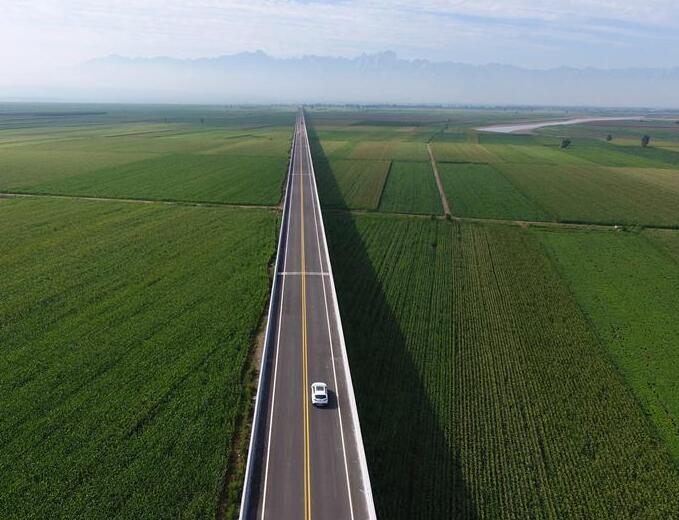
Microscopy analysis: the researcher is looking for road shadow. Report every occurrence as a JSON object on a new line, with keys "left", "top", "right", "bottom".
{"left": 306, "top": 117, "right": 478, "bottom": 520}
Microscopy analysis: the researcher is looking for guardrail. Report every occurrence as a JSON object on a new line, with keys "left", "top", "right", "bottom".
{"left": 238, "top": 115, "right": 298, "bottom": 520}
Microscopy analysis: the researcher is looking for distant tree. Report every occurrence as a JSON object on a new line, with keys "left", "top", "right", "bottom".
{"left": 641, "top": 135, "right": 651, "bottom": 147}
{"left": 200, "top": 118, "right": 204, "bottom": 124}
{"left": 560, "top": 138, "right": 572, "bottom": 149}
{"left": 606, "top": 134, "right": 613, "bottom": 142}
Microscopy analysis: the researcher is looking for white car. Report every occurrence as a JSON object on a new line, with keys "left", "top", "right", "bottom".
{"left": 311, "top": 382, "right": 329, "bottom": 407}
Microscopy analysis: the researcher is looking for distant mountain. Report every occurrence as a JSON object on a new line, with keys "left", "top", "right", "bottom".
{"left": 71, "top": 51, "right": 679, "bottom": 107}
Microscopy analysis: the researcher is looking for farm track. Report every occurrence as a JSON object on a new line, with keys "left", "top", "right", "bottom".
{"left": 0, "top": 191, "right": 281, "bottom": 211}
{"left": 426, "top": 143, "right": 451, "bottom": 216}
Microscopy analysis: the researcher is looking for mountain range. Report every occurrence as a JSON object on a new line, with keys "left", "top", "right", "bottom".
{"left": 13, "top": 51, "right": 679, "bottom": 107}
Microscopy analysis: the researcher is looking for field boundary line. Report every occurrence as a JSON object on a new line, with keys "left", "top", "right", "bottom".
{"left": 238, "top": 116, "right": 297, "bottom": 520}
{"left": 426, "top": 143, "right": 451, "bottom": 217}
{"left": 303, "top": 111, "right": 377, "bottom": 520}
{"left": 0, "top": 192, "right": 280, "bottom": 211}
{"left": 325, "top": 207, "right": 679, "bottom": 232}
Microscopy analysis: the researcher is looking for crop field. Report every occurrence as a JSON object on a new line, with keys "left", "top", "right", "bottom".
{"left": 315, "top": 158, "right": 391, "bottom": 209}
{"left": 649, "top": 228, "right": 679, "bottom": 260}
{"left": 437, "top": 162, "right": 550, "bottom": 220}
{"left": 0, "top": 197, "right": 278, "bottom": 518}
{"left": 497, "top": 164, "right": 679, "bottom": 225}
{"left": 0, "top": 106, "right": 294, "bottom": 205}
{"left": 348, "top": 141, "right": 429, "bottom": 161}
{"left": 17, "top": 153, "right": 287, "bottom": 205}
{"left": 378, "top": 161, "right": 442, "bottom": 214}
{"left": 609, "top": 167, "right": 679, "bottom": 195}
{"left": 536, "top": 228, "right": 679, "bottom": 462}
{"left": 429, "top": 142, "right": 497, "bottom": 163}
{"left": 324, "top": 212, "right": 679, "bottom": 520}
{"left": 483, "top": 143, "right": 593, "bottom": 165}
{"left": 561, "top": 141, "right": 672, "bottom": 167}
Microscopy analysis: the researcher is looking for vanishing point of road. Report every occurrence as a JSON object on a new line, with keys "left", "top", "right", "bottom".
{"left": 239, "top": 111, "right": 376, "bottom": 520}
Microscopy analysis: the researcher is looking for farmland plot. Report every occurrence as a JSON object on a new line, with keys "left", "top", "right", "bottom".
{"left": 483, "top": 143, "right": 593, "bottom": 166}
{"left": 0, "top": 116, "right": 293, "bottom": 205}
{"left": 536, "top": 228, "right": 679, "bottom": 462}
{"left": 378, "top": 161, "right": 442, "bottom": 215}
{"left": 349, "top": 141, "right": 428, "bottom": 161}
{"left": 18, "top": 153, "right": 287, "bottom": 205}
{"left": 0, "top": 149, "right": 157, "bottom": 189}
{"left": 0, "top": 197, "right": 277, "bottom": 519}
{"left": 497, "top": 163, "right": 679, "bottom": 226}
{"left": 561, "top": 141, "right": 671, "bottom": 168}
{"left": 315, "top": 158, "right": 391, "bottom": 210}
{"left": 648, "top": 228, "right": 679, "bottom": 261}
{"left": 608, "top": 167, "right": 679, "bottom": 195}
{"left": 430, "top": 142, "right": 496, "bottom": 163}
{"left": 437, "top": 162, "right": 550, "bottom": 221}
{"left": 325, "top": 213, "right": 679, "bottom": 520}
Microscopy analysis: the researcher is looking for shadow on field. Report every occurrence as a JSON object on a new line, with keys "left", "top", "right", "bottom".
{"left": 307, "top": 118, "right": 477, "bottom": 520}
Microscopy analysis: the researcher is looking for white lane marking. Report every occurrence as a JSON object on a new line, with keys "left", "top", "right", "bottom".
{"left": 261, "top": 116, "right": 299, "bottom": 520}
{"left": 279, "top": 271, "right": 329, "bottom": 276}
{"left": 303, "top": 118, "right": 356, "bottom": 520}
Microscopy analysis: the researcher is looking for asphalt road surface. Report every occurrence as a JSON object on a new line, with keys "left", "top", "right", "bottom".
{"left": 241, "top": 112, "right": 376, "bottom": 520}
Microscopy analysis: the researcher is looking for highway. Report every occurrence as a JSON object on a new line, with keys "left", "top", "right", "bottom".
{"left": 239, "top": 111, "right": 376, "bottom": 520}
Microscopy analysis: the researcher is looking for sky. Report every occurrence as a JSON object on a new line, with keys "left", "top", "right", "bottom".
{"left": 3, "top": 0, "right": 679, "bottom": 79}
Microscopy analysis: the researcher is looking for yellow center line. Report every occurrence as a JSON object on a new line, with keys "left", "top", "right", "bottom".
{"left": 300, "top": 128, "right": 312, "bottom": 520}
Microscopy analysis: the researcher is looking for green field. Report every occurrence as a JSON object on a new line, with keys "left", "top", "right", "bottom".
{"left": 438, "top": 162, "right": 550, "bottom": 220}
{"left": 348, "top": 141, "right": 428, "bottom": 161}
{"left": 0, "top": 108, "right": 294, "bottom": 205}
{"left": 315, "top": 158, "right": 391, "bottom": 210}
{"left": 496, "top": 164, "right": 679, "bottom": 225}
{"left": 15, "top": 153, "right": 287, "bottom": 205}
{"left": 325, "top": 213, "right": 679, "bottom": 519}
{"left": 378, "top": 161, "right": 442, "bottom": 215}
{"left": 0, "top": 198, "right": 277, "bottom": 517}
{"left": 536, "top": 228, "right": 679, "bottom": 462}
{"left": 429, "top": 142, "right": 496, "bottom": 163}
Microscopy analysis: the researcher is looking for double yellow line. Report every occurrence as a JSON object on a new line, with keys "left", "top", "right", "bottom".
{"left": 299, "top": 125, "right": 312, "bottom": 520}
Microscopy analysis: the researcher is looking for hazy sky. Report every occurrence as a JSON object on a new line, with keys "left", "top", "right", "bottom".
{"left": 3, "top": 0, "right": 679, "bottom": 84}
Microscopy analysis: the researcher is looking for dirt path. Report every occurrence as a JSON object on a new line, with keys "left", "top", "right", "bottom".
{"left": 329, "top": 207, "right": 679, "bottom": 232}
{"left": 426, "top": 144, "right": 451, "bottom": 217}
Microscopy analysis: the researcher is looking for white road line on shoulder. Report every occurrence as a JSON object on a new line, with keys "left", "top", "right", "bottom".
{"left": 278, "top": 271, "right": 329, "bottom": 276}
{"left": 303, "top": 119, "right": 356, "bottom": 520}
